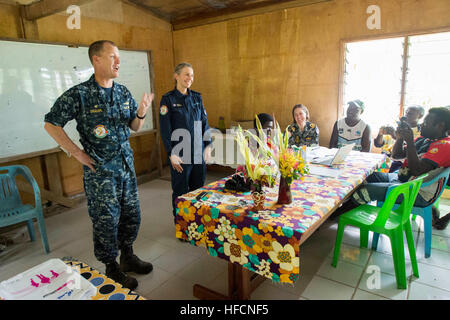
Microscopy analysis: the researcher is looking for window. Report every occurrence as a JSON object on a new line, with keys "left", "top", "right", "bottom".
{"left": 405, "top": 32, "right": 450, "bottom": 113}
{"left": 342, "top": 31, "right": 450, "bottom": 131}
{"left": 343, "top": 37, "right": 404, "bottom": 130}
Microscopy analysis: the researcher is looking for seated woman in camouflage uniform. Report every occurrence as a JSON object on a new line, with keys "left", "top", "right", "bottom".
{"left": 287, "top": 104, "right": 319, "bottom": 147}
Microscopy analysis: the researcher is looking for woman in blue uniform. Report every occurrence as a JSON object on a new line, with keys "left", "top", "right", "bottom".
{"left": 159, "top": 63, "right": 212, "bottom": 225}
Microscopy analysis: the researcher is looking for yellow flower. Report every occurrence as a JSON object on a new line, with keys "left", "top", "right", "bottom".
{"left": 275, "top": 226, "right": 284, "bottom": 236}
{"left": 268, "top": 242, "right": 299, "bottom": 272}
{"left": 280, "top": 266, "right": 300, "bottom": 283}
{"left": 260, "top": 233, "right": 275, "bottom": 253}
{"left": 236, "top": 227, "right": 263, "bottom": 255}
{"left": 177, "top": 200, "right": 196, "bottom": 221}
{"left": 258, "top": 221, "right": 273, "bottom": 233}
{"left": 224, "top": 239, "right": 249, "bottom": 265}
{"left": 199, "top": 229, "right": 214, "bottom": 248}
{"left": 175, "top": 223, "right": 183, "bottom": 239}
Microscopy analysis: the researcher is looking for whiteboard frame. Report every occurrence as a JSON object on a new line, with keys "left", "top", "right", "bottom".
{"left": 0, "top": 37, "right": 157, "bottom": 164}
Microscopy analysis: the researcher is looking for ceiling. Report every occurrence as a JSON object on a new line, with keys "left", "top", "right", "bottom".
{"left": 2, "top": 0, "right": 331, "bottom": 28}
{"left": 127, "top": 0, "right": 300, "bottom": 21}
{"left": 3, "top": 0, "right": 38, "bottom": 4}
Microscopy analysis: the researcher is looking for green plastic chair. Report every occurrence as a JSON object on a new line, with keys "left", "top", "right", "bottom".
{"left": 331, "top": 175, "right": 426, "bottom": 289}
{"left": 375, "top": 168, "right": 450, "bottom": 258}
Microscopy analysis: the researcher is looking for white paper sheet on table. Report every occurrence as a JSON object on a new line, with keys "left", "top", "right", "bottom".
{"left": 0, "top": 258, "right": 97, "bottom": 300}
{"left": 306, "top": 146, "right": 337, "bottom": 162}
{"left": 308, "top": 165, "right": 342, "bottom": 178}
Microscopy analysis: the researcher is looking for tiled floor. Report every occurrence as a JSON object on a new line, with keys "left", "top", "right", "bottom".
{"left": 1, "top": 170, "right": 449, "bottom": 300}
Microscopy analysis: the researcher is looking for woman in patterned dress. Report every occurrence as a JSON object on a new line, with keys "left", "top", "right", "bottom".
{"left": 287, "top": 104, "right": 319, "bottom": 148}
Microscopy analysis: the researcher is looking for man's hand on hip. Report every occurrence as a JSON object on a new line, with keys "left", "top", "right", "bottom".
{"left": 73, "top": 149, "right": 96, "bottom": 173}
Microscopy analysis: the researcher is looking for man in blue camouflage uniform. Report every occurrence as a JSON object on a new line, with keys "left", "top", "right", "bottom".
{"left": 44, "top": 40, "right": 154, "bottom": 290}
{"left": 159, "top": 63, "right": 212, "bottom": 226}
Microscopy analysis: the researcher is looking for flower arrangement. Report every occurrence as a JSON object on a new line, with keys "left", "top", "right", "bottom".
{"left": 269, "top": 119, "right": 309, "bottom": 184}
{"left": 234, "top": 123, "right": 277, "bottom": 193}
{"left": 234, "top": 115, "right": 309, "bottom": 207}
{"left": 278, "top": 148, "right": 307, "bottom": 184}
{"left": 265, "top": 118, "right": 309, "bottom": 204}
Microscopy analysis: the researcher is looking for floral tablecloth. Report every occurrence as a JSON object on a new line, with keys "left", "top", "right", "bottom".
{"left": 175, "top": 152, "right": 385, "bottom": 284}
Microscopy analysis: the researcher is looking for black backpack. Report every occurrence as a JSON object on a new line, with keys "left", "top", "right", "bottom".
{"left": 225, "top": 174, "right": 251, "bottom": 192}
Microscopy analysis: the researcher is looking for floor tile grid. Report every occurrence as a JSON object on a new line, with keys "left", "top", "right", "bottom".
{"left": 1, "top": 174, "right": 449, "bottom": 301}
{"left": 204, "top": 201, "right": 449, "bottom": 300}
{"left": 310, "top": 214, "right": 443, "bottom": 300}
{"left": 411, "top": 212, "right": 450, "bottom": 297}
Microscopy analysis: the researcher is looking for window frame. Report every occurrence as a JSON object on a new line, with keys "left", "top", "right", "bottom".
{"left": 337, "top": 26, "right": 450, "bottom": 122}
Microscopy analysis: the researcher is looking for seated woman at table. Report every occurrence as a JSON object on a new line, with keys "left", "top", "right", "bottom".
{"left": 287, "top": 104, "right": 319, "bottom": 147}
{"left": 329, "top": 99, "right": 372, "bottom": 152}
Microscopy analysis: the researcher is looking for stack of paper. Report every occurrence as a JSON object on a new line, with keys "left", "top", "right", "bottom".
{"left": 308, "top": 166, "right": 342, "bottom": 178}
{"left": 306, "top": 146, "right": 336, "bottom": 162}
{"left": 0, "top": 259, "right": 96, "bottom": 300}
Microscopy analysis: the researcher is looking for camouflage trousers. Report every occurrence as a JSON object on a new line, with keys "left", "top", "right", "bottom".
{"left": 83, "top": 159, "right": 141, "bottom": 264}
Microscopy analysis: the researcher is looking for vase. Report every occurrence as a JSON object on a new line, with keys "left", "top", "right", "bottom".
{"left": 277, "top": 176, "right": 292, "bottom": 204}
{"left": 251, "top": 190, "right": 266, "bottom": 212}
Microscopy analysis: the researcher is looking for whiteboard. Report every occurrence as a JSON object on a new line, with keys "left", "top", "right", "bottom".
{"left": 0, "top": 39, "right": 153, "bottom": 161}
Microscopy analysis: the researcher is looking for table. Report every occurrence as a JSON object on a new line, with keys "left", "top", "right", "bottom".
{"left": 175, "top": 151, "right": 385, "bottom": 300}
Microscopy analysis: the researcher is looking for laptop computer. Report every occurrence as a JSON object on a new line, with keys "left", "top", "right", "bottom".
{"left": 310, "top": 143, "right": 355, "bottom": 166}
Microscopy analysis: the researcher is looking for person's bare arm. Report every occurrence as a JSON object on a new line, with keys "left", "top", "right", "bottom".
{"left": 391, "top": 137, "right": 406, "bottom": 160}
{"left": 329, "top": 122, "right": 338, "bottom": 148}
{"left": 361, "top": 125, "right": 372, "bottom": 152}
{"left": 44, "top": 122, "right": 96, "bottom": 172}
{"left": 374, "top": 127, "right": 385, "bottom": 148}
{"left": 130, "top": 93, "right": 154, "bottom": 132}
{"left": 398, "top": 125, "right": 435, "bottom": 176}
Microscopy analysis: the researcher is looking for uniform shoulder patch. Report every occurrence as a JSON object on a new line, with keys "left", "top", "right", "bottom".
{"left": 93, "top": 125, "right": 108, "bottom": 139}
{"left": 160, "top": 105, "right": 168, "bottom": 115}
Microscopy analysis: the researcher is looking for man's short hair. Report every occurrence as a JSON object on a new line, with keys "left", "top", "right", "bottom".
{"left": 428, "top": 106, "right": 450, "bottom": 132}
{"left": 347, "top": 99, "right": 365, "bottom": 113}
{"left": 407, "top": 105, "right": 425, "bottom": 118}
{"left": 88, "top": 40, "right": 116, "bottom": 63}
{"left": 254, "top": 113, "right": 273, "bottom": 129}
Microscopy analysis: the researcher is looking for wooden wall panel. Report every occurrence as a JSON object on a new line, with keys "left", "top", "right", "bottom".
{"left": 173, "top": 0, "right": 450, "bottom": 147}
{"left": 0, "top": 3, "right": 22, "bottom": 38}
{"left": 0, "top": 0, "right": 174, "bottom": 197}
{"left": 1, "top": 0, "right": 450, "bottom": 200}
{"left": 173, "top": 22, "right": 231, "bottom": 129}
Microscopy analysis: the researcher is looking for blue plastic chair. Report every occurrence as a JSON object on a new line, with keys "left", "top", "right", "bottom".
{"left": 433, "top": 178, "right": 449, "bottom": 209}
{"left": 373, "top": 167, "right": 450, "bottom": 258}
{"left": 0, "top": 165, "right": 50, "bottom": 254}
